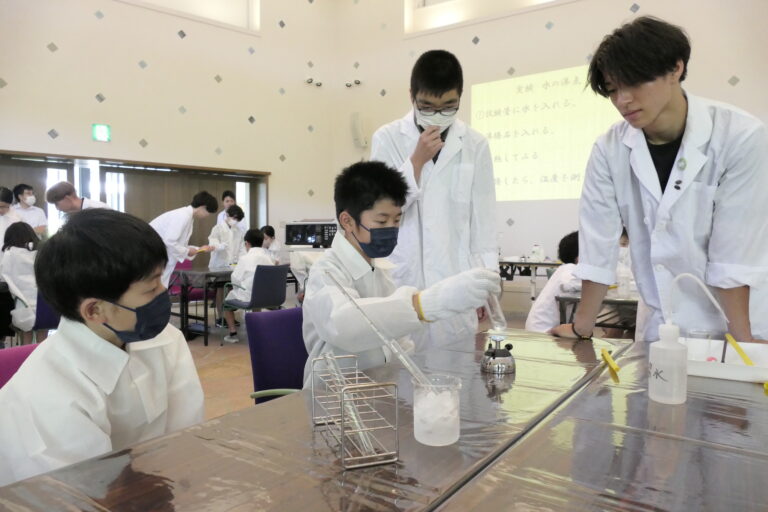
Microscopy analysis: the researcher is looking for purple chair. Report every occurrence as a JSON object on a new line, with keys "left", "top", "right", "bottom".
{"left": 245, "top": 308, "right": 308, "bottom": 403}
{"left": 0, "top": 343, "right": 39, "bottom": 389}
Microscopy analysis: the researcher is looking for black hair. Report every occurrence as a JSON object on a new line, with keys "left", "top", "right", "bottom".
{"left": 260, "top": 225, "right": 275, "bottom": 238}
{"left": 558, "top": 231, "right": 579, "bottom": 264}
{"left": 334, "top": 161, "right": 408, "bottom": 224}
{"left": 191, "top": 191, "right": 218, "bottom": 213}
{"left": 588, "top": 16, "right": 690, "bottom": 97}
{"left": 226, "top": 204, "right": 244, "bottom": 221}
{"left": 410, "top": 50, "right": 464, "bottom": 99}
{"left": 13, "top": 184, "right": 33, "bottom": 204}
{"left": 3, "top": 222, "right": 38, "bottom": 252}
{"left": 34, "top": 209, "right": 168, "bottom": 322}
{"left": 0, "top": 187, "right": 13, "bottom": 205}
{"left": 222, "top": 190, "right": 235, "bottom": 201}
{"left": 244, "top": 228, "right": 264, "bottom": 248}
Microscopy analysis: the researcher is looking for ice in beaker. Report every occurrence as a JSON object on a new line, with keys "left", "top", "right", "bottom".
{"left": 412, "top": 374, "right": 462, "bottom": 446}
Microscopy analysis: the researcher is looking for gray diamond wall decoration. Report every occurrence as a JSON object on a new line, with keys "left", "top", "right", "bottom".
{"left": 215, "top": 147, "right": 222, "bottom": 155}
{"left": 380, "top": 89, "right": 387, "bottom": 96}
{"left": 728, "top": 75, "right": 740, "bottom": 86}
{"left": 278, "top": 20, "right": 285, "bottom": 28}
{"left": 506, "top": 218, "right": 514, "bottom": 226}
{"left": 545, "top": 21, "right": 554, "bottom": 30}
{"left": 95, "top": 93, "right": 105, "bottom": 103}
{"left": 248, "top": 47, "right": 255, "bottom": 55}
{"left": 94, "top": 10, "right": 104, "bottom": 19}
{"left": 353, "top": 61, "right": 359, "bottom": 69}
{"left": 507, "top": 67, "right": 516, "bottom": 75}
{"left": 307, "top": 125, "right": 314, "bottom": 132}
{"left": 47, "top": 129, "right": 59, "bottom": 139}
{"left": 178, "top": 30, "right": 186, "bottom": 39}
{"left": 307, "top": 60, "right": 314, "bottom": 68}
{"left": 630, "top": 3, "right": 640, "bottom": 12}
{"left": 248, "top": 116, "right": 256, "bottom": 124}
{"left": 0, "top": 78, "right": 7, "bottom": 89}
{"left": 279, "top": 154, "right": 286, "bottom": 162}
{"left": 472, "top": 36, "right": 480, "bottom": 45}
{"left": 214, "top": 74, "right": 223, "bottom": 83}
{"left": 279, "top": 87, "right": 286, "bottom": 95}
{"left": 139, "top": 138, "right": 148, "bottom": 147}
{"left": 307, "top": 189, "right": 314, "bottom": 197}
{"left": 47, "top": 42, "right": 58, "bottom": 52}
{"left": 138, "top": 60, "right": 148, "bottom": 69}
{"left": 178, "top": 105, "right": 187, "bottom": 114}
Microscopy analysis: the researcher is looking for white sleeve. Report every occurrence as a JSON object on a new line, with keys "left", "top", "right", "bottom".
{"left": 706, "top": 123, "right": 768, "bottom": 288}
{"left": 208, "top": 225, "right": 227, "bottom": 252}
{"left": 371, "top": 127, "right": 421, "bottom": 212}
{"left": 162, "top": 216, "right": 193, "bottom": 263}
{"left": 303, "top": 268, "right": 422, "bottom": 353}
{"left": 164, "top": 330, "right": 205, "bottom": 431}
{"left": 573, "top": 141, "right": 623, "bottom": 285}
{"left": 469, "top": 138, "right": 499, "bottom": 270}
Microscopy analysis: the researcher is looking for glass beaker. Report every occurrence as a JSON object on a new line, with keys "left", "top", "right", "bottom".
{"left": 686, "top": 329, "right": 715, "bottom": 362}
{"left": 412, "top": 374, "right": 462, "bottom": 446}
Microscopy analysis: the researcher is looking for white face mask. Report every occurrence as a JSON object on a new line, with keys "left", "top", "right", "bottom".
{"left": 414, "top": 107, "right": 457, "bottom": 133}
{"left": 226, "top": 217, "right": 237, "bottom": 227}
{"left": 24, "top": 195, "right": 36, "bottom": 206}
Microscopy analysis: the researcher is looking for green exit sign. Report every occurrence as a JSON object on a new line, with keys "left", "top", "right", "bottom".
{"left": 92, "top": 124, "right": 111, "bottom": 142}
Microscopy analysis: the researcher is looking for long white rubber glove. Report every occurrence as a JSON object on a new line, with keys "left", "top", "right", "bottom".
{"left": 419, "top": 268, "right": 501, "bottom": 322}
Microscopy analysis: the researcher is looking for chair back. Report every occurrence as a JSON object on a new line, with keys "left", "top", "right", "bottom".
{"left": 0, "top": 343, "right": 39, "bottom": 389}
{"left": 248, "top": 264, "right": 290, "bottom": 309}
{"left": 245, "top": 308, "right": 307, "bottom": 403}
{"left": 33, "top": 292, "right": 61, "bottom": 331}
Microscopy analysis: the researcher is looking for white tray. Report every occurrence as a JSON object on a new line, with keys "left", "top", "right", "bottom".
{"left": 682, "top": 337, "right": 768, "bottom": 382}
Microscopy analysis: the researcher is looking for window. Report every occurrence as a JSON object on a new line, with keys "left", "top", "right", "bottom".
{"left": 235, "top": 181, "right": 251, "bottom": 230}
{"left": 118, "top": 0, "right": 260, "bottom": 34}
{"left": 46, "top": 168, "right": 68, "bottom": 235}
{"left": 104, "top": 172, "right": 126, "bottom": 212}
{"left": 74, "top": 159, "right": 100, "bottom": 200}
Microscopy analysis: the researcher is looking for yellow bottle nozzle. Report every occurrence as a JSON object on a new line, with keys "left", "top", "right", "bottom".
{"left": 725, "top": 333, "right": 754, "bottom": 366}
{"left": 601, "top": 348, "right": 620, "bottom": 374}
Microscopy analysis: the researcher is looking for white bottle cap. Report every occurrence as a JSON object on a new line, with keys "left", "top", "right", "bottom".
{"left": 658, "top": 322, "right": 680, "bottom": 343}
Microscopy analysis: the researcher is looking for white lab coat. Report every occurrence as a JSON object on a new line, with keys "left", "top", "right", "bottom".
{"left": 0, "top": 318, "right": 204, "bottom": 486}
{"left": 575, "top": 94, "right": 768, "bottom": 341}
{"left": 150, "top": 205, "right": 196, "bottom": 288}
{"left": 225, "top": 247, "right": 274, "bottom": 303}
{"left": 208, "top": 222, "right": 245, "bottom": 269}
{"left": 267, "top": 238, "right": 284, "bottom": 264}
{"left": 12, "top": 203, "right": 47, "bottom": 229}
{"left": 525, "top": 263, "right": 581, "bottom": 333}
{"left": 1, "top": 247, "right": 38, "bottom": 322}
{"left": 302, "top": 233, "right": 422, "bottom": 386}
{"left": 81, "top": 197, "right": 111, "bottom": 210}
{"left": 370, "top": 111, "right": 497, "bottom": 350}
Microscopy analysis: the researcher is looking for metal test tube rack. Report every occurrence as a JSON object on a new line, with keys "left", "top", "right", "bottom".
{"left": 311, "top": 355, "right": 399, "bottom": 470}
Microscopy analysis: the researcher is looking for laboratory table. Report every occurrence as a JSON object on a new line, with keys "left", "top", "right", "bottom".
{"left": 170, "top": 267, "right": 232, "bottom": 346}
{"left": 0, "top": 330, "right": 631, "bottom": 511}
{"left": 557, "top": 293, "right": 639, "bottom": 331}
{"left": 499, "top": 259, "right": 562, "bottom": 300}
{"left": 437, "top": 339, "right": 768, "bottom": 511}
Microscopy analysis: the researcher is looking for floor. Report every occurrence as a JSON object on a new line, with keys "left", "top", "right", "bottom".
{"left": 186, "top": 289, "right": 527, "bottom": 421}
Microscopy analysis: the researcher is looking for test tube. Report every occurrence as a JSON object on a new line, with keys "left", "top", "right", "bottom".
{"left": 470, "top": 256, "right": 507, "bottom": 332}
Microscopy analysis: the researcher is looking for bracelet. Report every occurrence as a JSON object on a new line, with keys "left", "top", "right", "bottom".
{"left": 571, "top": 323, "right": 593, "bottom": 340}
{"left": 415, "top": 293, "right": 432, "bottom": 323}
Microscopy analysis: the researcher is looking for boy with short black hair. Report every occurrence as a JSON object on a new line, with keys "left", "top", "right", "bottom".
{"left": 12, "top": 183, "right": 47, "bottom": 235}
{"left": 551, "top": 16, "right": 768, "bottom": 342}
{"left": 221, "top": 228, "right": 274, "bottom": 343}
{"left": 260, "top": 224, "right": 283, "bottom": 263}
{"left": 302, "top": 161, "right": 500, "bottom": 384}
{"left": 370, "top": 49, "right": 497, "bottom": 350}
{"left": 0, "top": 209, "right": 204, "bottom": 486}
{"left": 525, "top": 232, "right": 581, "bottom": 333}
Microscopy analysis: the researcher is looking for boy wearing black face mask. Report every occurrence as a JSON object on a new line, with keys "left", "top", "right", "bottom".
{"left": 0, "top": 209, "right": 204, "bottom": 486}
{"left": 301, "top": 161, "right": 500, "bottom": 386}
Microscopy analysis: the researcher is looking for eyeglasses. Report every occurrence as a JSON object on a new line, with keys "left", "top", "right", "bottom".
{"left": 415, "top": 102, "right": 460, "bottom": 117}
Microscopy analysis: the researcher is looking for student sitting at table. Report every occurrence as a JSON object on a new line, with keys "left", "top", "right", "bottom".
{"left": 302, "top": 161, "right": 501, "bottom": 386}
{"left": 0, "top": 209, "right": 204, "bottom": 486}
{"left": 1, "top": 222, "right": 47, "bottom": 344}
{"left": 221, "top": 228, "right": 274, "bottom": 343}
{"left": 525, "top": 231, "right": 581, "bottom": 333}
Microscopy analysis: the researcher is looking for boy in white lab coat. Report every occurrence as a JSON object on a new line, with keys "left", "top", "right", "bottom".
{"left": 260, "top": 224, "right": 283, "bottom": 264}
{"left": 302, "top": 161, "right": 501, "bottom": 385}
{"left": 525, "top": 232, "right": 581, "bottom": 333}
{"left": 149, "top": 191, "right": 218, "bottom": 288}
{"left": 0, "top": 209, "right": 204, "bottom": 486}
{"left": 370, "top": 50, "right": 497, "bottom": 351}
{"left": 221, "top": 228, "right": 274, "bottom": 343}
{"left": 551, "top": 16, "right": 768, "bottom": 343}
{"left": 209, "top": 204, "right": 246, "bottom": 327}
{"left": 12, "top": 183, "right": 47, "bottom": 236}
{"left": 45, "top": 181, "right": 111, "bottom": 214}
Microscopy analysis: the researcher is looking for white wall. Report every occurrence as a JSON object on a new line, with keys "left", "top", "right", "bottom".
{"left": 2, "top": 0, "right": 767, "bottom": 255}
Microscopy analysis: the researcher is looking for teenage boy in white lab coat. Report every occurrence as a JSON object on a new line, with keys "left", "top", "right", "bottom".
{"left": 370, "top": 50, "right": 498, "bottom": 351}
{"left": 260, "top": 225, "right": 283, "bottom": 264}
{"left": 45, "top": 181, "right": 111, "bottom": 214}
{"left": 525, "top": 231, "right": 581, "bottom": 333}
{"left": 12, "top": 183, "right": 47, "bottom": 236}
{"left": 551, "top": 16, "right": 768, "bottom": 343}
{"left": 221, "top": 228, "right": 274, "bottom": 343}
{"left": 150, "top": 191, "right": 218, "bottom": 288}
{"left": 0, "top": 209, "right": 204, "bottom": 486}
{"left": 302, "top": 161, "right": 501, "bottom": 385}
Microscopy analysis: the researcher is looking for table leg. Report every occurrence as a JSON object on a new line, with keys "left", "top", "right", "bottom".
{"left": 180, "top": 284, "right": 190, "bottom": 339}
{"left": 203, "top": 279, "right": 209, "bottom": 347}
{"left": 529, "top": 268, "right": 537, "bottom": 301}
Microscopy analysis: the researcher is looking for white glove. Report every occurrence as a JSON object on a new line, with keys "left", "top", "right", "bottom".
{"left": 419, "top": 268, "right": 501, "bottom": 322}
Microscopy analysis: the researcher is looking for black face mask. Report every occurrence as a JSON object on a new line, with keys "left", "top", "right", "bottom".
{"left": 353, "top": 223, "right": 399, "bottom": 258}
{"left": 104, "top": 292, "right": 171, "bottom": 344}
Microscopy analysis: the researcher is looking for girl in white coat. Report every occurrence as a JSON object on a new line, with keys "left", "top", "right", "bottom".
{"left": 552, "top": 17, "right": 768, "bottom": 343}
{"left": 1, "top": 222, "right": 47, "bottom": 343}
